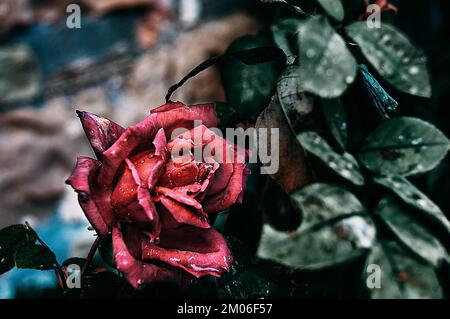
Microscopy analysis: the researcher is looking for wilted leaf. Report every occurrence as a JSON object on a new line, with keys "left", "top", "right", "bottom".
{"left": 316, "top": 0, "right": 345, "bottom": 21}
{"left": 298, "top": 15, "right": 357, "bottom": 98}
{"left": 373, "top": 176, "right": 450, "bottom": 237}
{"left": 255, "top": 95, "right": 313, "bottom": 193}
{"left": 259, "top": 0, "right": 307, "bottom": 16}
{"left": 257, "top": 215, "right": 375, "bottom": 269}
{"left": 15, "top": 244, "right": 56, "bottom": 270}
{"left": 221, "top": 35, "right": 281, "bottom": 119}
{"left": 277, "top": 65, "right": 315, "bottom": 134}
{"left": 298, "top": 131, "right": 365, "bottom": 186}
{"left": 358, "top": 117, "right": 450, "bottom": 176}
{"left": 290, "top": 183, "right": 365, "bottom": 229}
{"left": 367, "top": 241, "right": 443, "bottom": 299}
{"left": 0, "top": 224, "right": 37, "bottom": 274}
{"left": 346, "top": 22, "right": 431, "bottom": 98}
{"left": 270, "top": 18, "right": 302, "bottom": 56}
{"left": 322, "top": 98, "right": 348, "bottom": 151}
{"left": 375, "top": 197, "right": 448, "bottom": 267}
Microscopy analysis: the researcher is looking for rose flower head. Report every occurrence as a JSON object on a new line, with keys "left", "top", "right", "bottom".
{"left": 66, "top": 102, "right": 250, "bottom": 288}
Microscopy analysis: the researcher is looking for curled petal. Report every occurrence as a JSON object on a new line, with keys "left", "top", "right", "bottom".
{"left": 155, "top": 186, "right": 202, "bottom": 209}
{"left": 155, "top": 195, "right": 210, "bottom": 229}
{"left": 76, "top": 111, "right": 124, "bottom": 159}
{"left": 65, "top": 157, "right": 110, "bottom": 237}
{"left": 112, "top": 226, "right": 185, "bottom": 289}
{"left": 152, "top": 102, "right": 219, "bottom": 136}
{"left": 158, "top": 160, "right": 199, "bottom": 187}
{"left": 203, "top": 163, "right": 247, "bottom": 214}
{"left": 142, "top": 226, "right": 233, "bottom": 278}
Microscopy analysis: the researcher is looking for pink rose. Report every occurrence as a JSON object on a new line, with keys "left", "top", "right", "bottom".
{"left": 66, "top": 102, "right": 250, "bottom": 288}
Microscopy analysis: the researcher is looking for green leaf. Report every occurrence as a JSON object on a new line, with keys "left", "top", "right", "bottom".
{"left": 345, "top": 22, "right": 431, "bottom": 98}
{"left": 259, "top": 0, "right": 307, "bottom": 16}
{"left": 221, "top": 35, "right": 282, "bottom": 119}
{"left": 358, "top": 117, "right": 450, "bottom": 176}
{"left": 214, "top": 102, "right": 238, "bottom": 128}
{"left": 290, "top": 183, "right": 365, "bottom": 230}
{"left": 298, "top": 15, "right": 357, "bottom": 98}
{"left": 373, "top": 176, "right": 450, "bottom": 236}
{"left": 257, "top": 215, "right": 375, "bottom": 269}
{"left": 0, "top": 224, "right": 37, "bottom": 275}
{"left": 270, "top": 18, "right": 302, "bottom": 57}
{"left": 298, "top": 131, "right": 365, "bottom": 186}
{"left": 367, "top": 241, "right": 443, "bottom": 299}
{"left": 322, "top": 98, "right": 348, "bottom": 151}
{"left": 316, "top": 0, "right": 345, "bottom": 21}
{"left": 375, "top": 197, "right": 448, "bottom": 267}
{"left": 277, "top": 65, "right": 315, "bottom": 134}
{"left": 15, "top": 244, "right": 56, "bottom": 270}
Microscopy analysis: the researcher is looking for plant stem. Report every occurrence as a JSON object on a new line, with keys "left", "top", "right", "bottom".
{"left": 24, "top": 221, "right": 68, "bottom": 291}
{"left": 81, "top": 236, "right": 101, "bottom": 277}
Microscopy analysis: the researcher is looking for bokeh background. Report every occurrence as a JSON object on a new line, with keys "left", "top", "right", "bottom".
{"left": 0, "top": 0, "right": 449, "bottom": 298}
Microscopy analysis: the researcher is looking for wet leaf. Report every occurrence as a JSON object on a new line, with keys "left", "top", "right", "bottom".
{"left": 322, "top": 98, "right": 348, "bottom": 151}
{"left": 373, "top": 176, "right": 450, "bottom": 237}
{"left": 277, "top": 65, "right": 315, "bottom": 134}
{"left": 255, "top": 95, "right": 313, "bottom": 193}
{"left": 290, "top": 183, "right": 365, "bottom": 230}
{"left": 0, "top": 224, "right": 37, "bottom": 275}
{"left": 367, "top": 241, "right": 443, "bottom": 299}
{"left": 357, "top": 117, "right": 450, "bottom": 176}
{"left": 221, "top": 35, "right": 281, "bottom": 120}
{"left": 298, "top": 15, "right": 357, "bottom": 98}
{"left": 298, "top": 131, "right": 365, "bottom": 186}
{"left": 270, "top": 18, "right": 302, "bottom": 57}
{"left": 316, "top": 0, "right": 345, "bottom": 21}
{"left": 346, "top": 22, "right": 431, "bottom": 98}
{"left": 257, "top": 215, "right": 375, "bottom": 269}
{"left": 375, "top": 197, "right": 449, "bottom": 267}
{"left": 15, "top": 244, "right": 56, "bottom": 270}
{"left": 259, "top": 0, "right": 307, "bottom": 16}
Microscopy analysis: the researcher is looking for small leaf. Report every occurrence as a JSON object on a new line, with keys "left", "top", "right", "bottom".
{"left": 346, "top": 22, "right": 431, "bottom": 98}
{"left": 375, "top": 196, "right": 448, "bottom": 267}
{"left": 259, "top": 0, "right": 307, "bottom": 16}
{"left": 270, "top": 18, "right": 302, "bottom": 56}
{"left": 0, "top": 224, "right": 37, "bottom": 275}
{"left": 257, "top": 215, "right": 375, "bottom": 269}
{"left": 367, "top": 241, "right": 443, "bottom": 299}
{"left": 298, "top": 15, "right": 357, "bottom": 98}
{"left": 358, "top": 117, "right": 450, "bottom": 176}
{"left": 373, "top": 176, "right": 450, "bottom": 237}
{"left": 15, "top": 244, "right": 56, "bottom": 270}
{"left": 316, "top": 0, "right": 345, "bottom": 21}
{"left": 298, "top": 131, "right": 365, "bottom": 186}
{"left": 290, "top": 183, "right": 365, "bottom": 229}
{"left": 277, "top": 65, "right": 315, "bottom": 134}
{"left": 255, "top": 95, "right": 314, "bottom": 193}
{"left": 221, "top": 35, "right": 282, "bottom": 119}
{"left": 322, "top": 98, "right": 348, "bottom": 151}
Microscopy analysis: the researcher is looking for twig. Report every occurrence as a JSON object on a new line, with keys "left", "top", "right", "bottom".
{"left": 81, "top": 236, "right": 101, "bottom": 277}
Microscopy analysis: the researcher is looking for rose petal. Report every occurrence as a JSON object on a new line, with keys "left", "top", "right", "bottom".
{"left": 203, "top": 163, "right": 247, "bottom": 214}
{"left": 155, "top": 195, "right": 210, "bottom": 229}
{"left": 158, "top": 160, "right": 199, "bottom": 187}
{"left": 152, "top": 102, "right": 219, "bottom": 137}
{"left": 155, "top": 186, "right": 202, "bottom": 209}
{"left": 142, "top": 226, "right": 233, "bottom": 278}
{"left": 76, "top": 111, "right": 125, "bottom": 159}
{"left": 112, "top": 226, "right": 185, "bottom": 289}
{"left": 65, "top": 157, "right": 111, "bottom": 237}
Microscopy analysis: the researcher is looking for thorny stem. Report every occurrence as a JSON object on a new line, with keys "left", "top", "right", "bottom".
{"left": 24, "top": 221, "right": 68, "bottom": 291}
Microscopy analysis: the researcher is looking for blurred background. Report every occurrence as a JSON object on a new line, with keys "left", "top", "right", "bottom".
{"left": 0, "top": 0, "right": 449, "bottom": 298}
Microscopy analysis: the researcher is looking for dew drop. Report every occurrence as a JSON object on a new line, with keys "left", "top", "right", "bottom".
{"left": 409, "top": 66, "right": 420, "bottom": 75}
